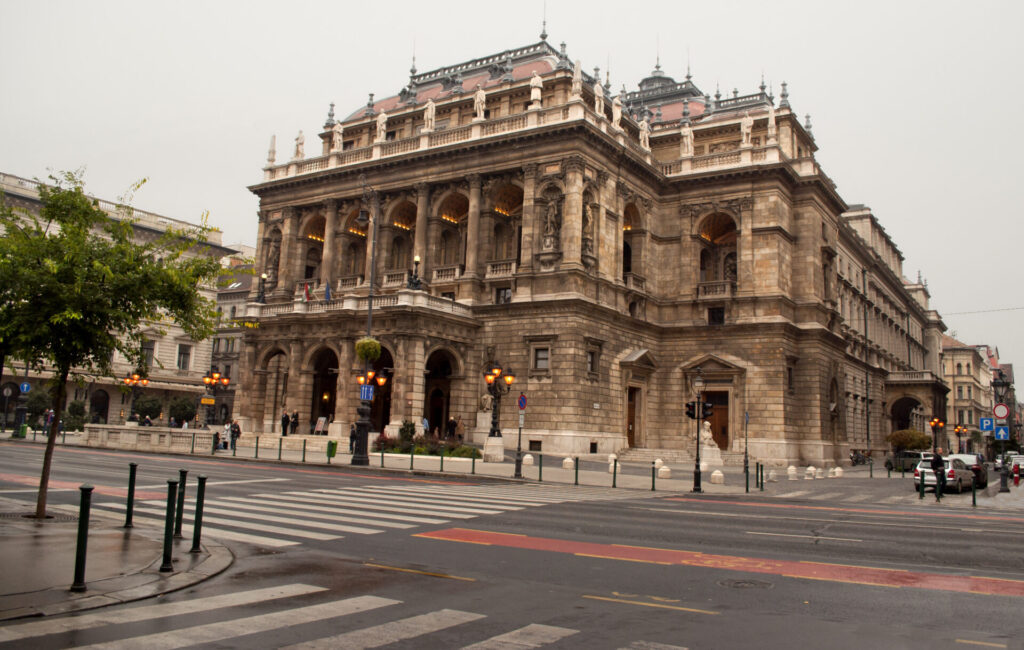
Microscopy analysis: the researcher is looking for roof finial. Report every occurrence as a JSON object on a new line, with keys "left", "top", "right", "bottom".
{"left": 779, "top": 81, "right": 790, "bottom": 108}
{"left": 540, "top": 1, "right": 548, "bottom": 41}
{"left": 759, "top": 72, "right": 766, "bottom": 94}
{"left": 324, "top": 102, "right": 336, "bottom": 127}
{"left": 686, "top": 47, "right": 692, "bottom": 82}
{"left": 655, "top": 34, "right": 661, "bottom": 72}
{"left": 605, "top": 55, "right": 610, "bottom": 87}
{"left": 804, "top": 113, "right": 813, "bottom": 135}
{"left": 410, "top": 54, "right": 417, "bottom": 76}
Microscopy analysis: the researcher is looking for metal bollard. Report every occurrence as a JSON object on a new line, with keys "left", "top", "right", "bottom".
{"left": 255, "top": 436, "right": 260, "bottom": 459}
{"left": 190, "top": 475, "right": 207, "bottom": 553}
{"left": 70, "top": 484, "right": 95, "bottom": 592}
{"left": 410, "top": 447, "right": 415, "bottom": 469}
{"left": 380, "top": 448, "right": 384, "bottom": 467}
{"left": 759, "top": 464, "right": 765, "bottom": 492}
{"left": 613, "top": 459, "right": 618, "bottom": 488}
{"left": 302, "top": 439, "right": 306, "bottom": 463}
{"left": 919, "top": 474, "right": 925, "bottom": 499}
{"left": 574, "top": 457, "right": 579, "bottom": 486}
{"left": 160, "top": 480, "right": 178, "bottom": 572}
{"left": 232, "top": 437, "right": 237, "bottom": 456}
{"left": 651, "top": 461, "right": 656, "bottom": 491}
{"left": 62, "top": 430, "right": 66, "bottom": 445}
{"left": 745, "top": 463, "right": 750, "bottom": 493}
{"left": 174, "top": 469, "right": 188, "bottom": 539}
{"left": 440, "top": 453, "right": 444, "bottom": 472}
{"left": 278, "top": 438, "right": 282, "bottom": 461}
{"left": 125, "top": 462, "right": 138, "bottom": 528}
{"left": 972, "top": 479, "right": 977, "bottom": 507}
{"left": 471, "top": 456, "right": 476, "bottom": 475}
{"left": 538, "top": 453, "right": 543, "bottom": 482}
{"left": 212, "top": 434, "right": 217, "bottom": 455}
{"left": 190, "top": 433, "right": 195, "bottom": 455}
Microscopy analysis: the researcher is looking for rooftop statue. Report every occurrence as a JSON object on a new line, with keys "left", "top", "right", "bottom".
{"left": 571, "top": 60, "right": 582, "bottom": 97}
{"left": 423, "top": 98, "right": 436, "bottom": 131}
{"left": 680, "top": 122, "right": 693, "bottom": 156}
{"left": 639, "top": 118, "right": 651, "bottom": 150}
{"left": 611, "top": 94, "right": 622, "bottom": 129}
{"left": 331, "top": 122, "right": 344, "bottom": 152}
{"left": 293, "top": 130, "right": 305, "bottom": 160}
{"left": 474, "top": 84, "right": 486, "bottom": 120}
{"left": 375, "top": 111, "right": 388, "bottom": 143}
{"left": 594, "top": 79, "right": 604, "bottom": 116}
{"left": 530, "top": 71, "right": 543, "bottom": 106}
{"left": 741, "top": 111, "right": 754, "bottom": 146}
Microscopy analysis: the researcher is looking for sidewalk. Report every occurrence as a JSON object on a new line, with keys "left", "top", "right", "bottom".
{"left": 0, "top": 496, "right": 231, "bottom": 621}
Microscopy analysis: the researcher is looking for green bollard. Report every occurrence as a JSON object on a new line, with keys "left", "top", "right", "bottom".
{"left": 302, "top": 439, "right": 306, "bottom": 463}
{"left": 869, "top": 458, "right": 874, "bottom": 478}
{"left": 440, "top": 453, "right": 444, "bottom": 472}
{"left": 69, "top": 484, "right": 94, "bottom": 592}
{"left": 972, "top": 479, "right": 977, "bottom": 507}
{"left": 760, "top": 464, "right": 765, "bottom": 492}
{"left": 232, "top": 438, "right": 237, "bottom": 457}
{"left": 472, "top": 456, "right": 476, "bottom": 475}
{"left": 410, "top": 447, "right": 415, "bottom": 470}
{"left": 160, "top": 480, "right": 178, "bottom": 572}
{"left": 190, "top": 433, "right": 195, "bottom": 455}
{"left": 538, "top": 453, "right": 543, "bottom": 482}
{"left": 278, "top": 438, "right": 282, "bottom": 461}
{"left": 62, "top": 430, "right": 66, "bottom": 445}
{"left": 613, "top": 459, "right": 618, "bottom": 488}
{"left": 574, "top": 457, "right": 579, "bottom": 486}
{"left": 380, "top": 448, "right": 384, "bottom": 467}
{"left": 190, "top": 475, "right": 207, "bottom": 554}
{"left": 124, "top": 462, "right": 138, "bottom": 529}
{"left": 919, "top": 474, "right": 925, "bottom": 499}
{"left": 651, "top": 461, "right": 656, "bottom": 491}
{"left": 887, "top": 467, "right": 891, "bottom": 478}
{"left": 255, "top": 436, "right": 260, "bottom": 459}
{"left": 174, "top": 469, "right": 188, "bottom": 539}
{"left": 745, "top": 463, "right": 749, "bottom": 493}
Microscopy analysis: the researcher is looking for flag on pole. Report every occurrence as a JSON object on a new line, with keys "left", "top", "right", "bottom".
{"left": 303, "top": 282, "right": 311, "bottom": 302}
{"left": 324, "top": 282, "right": 331, "bottom": 302}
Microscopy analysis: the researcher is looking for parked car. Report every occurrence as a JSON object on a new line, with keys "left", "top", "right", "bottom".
{"left": 886, "top": 450, "right": 933, "bottom": 472}
{"left": 947, "top": 453, "right": 988, "bottom": 488}
{"left": 914, "top": 459, "right": 975, "bottom": 493}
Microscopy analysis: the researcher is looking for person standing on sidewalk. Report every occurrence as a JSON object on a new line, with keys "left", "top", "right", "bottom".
{"left": 349, "top": 423, "right": 356, "bottom": 453}
{"left": 290, "top": 410, "right": 299, "bottom": 436}
{"left": 230, "top": 421, "right": 241, "bottom": 450}
{"left": 280, "top": 410, "right": 289, "bottom": 436}
{"left": 931, "top": 447, "right": 946, "bottom": 499}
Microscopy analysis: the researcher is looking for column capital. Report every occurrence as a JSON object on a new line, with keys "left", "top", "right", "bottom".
{"left": 563, "top": 155, "right": 585, "bottom": 175}
{"left": 414, "top": 182, "right": 430, "bottom": 195}
{"left": 321, "top": 198, "right": 339, "bottom": 212}
{"left": 467, "top": 173, "right": 483, "bottom": 190}
{"left": 522, "top": 163, "right": 538, "bottom": 179}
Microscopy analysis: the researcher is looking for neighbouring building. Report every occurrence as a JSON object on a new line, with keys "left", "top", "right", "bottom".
{"left": 0, "top": 171, "right": 234, "bottom": 427}
{"left": 233, "top": 35, "right": 950, "bottom": 465}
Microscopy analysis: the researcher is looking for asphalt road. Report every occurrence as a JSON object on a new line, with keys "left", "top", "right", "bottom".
{"left": 2, "top": 445, "right": 1023, "bottom": 649}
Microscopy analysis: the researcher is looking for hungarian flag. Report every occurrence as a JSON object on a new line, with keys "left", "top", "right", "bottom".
{"left": 324, "top": 282, "right": 331, "bottom": 302}
{"left": 304, "top": 282, "right": 311, "bottom": 302}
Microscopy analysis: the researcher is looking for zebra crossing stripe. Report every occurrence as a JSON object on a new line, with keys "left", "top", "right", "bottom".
{"left": 72, "top": 595, "right": 400, "bottom": 650}
{"left": 248, "top": 493, "right": 449, "bottom": 524}
{"left": 811, "top": 492, "right": 844, "bottom": 500}
{"left": 216, "top": 496, "right": 416, "bottom": 529}
{"left": 157, "top": 502, "right": 385, "bottom": 536}
{"left": 0, "top": 584, "right": 325, "bottom": 642}
{"left": 461, "top": 623, "right": 579, "bottom": 648}
{"left": 776, "top": 491, "right": 810, "bottom": 498}
{"left": 278, "top": 492, "right": 482, "bottom": 519}
{"left": 348, "top": 486, "right": 553, "bottom": 507}
{"left": 89, "top": 505, "right": 300, "bottom": 547}
{"left": 308, "top": 490, "right": 508, "bottom": 516}
{"left": 370, "top": 485, "right": 572, "bottom": 503}
{"left": 281, "top": 608, "right": 485, "bottom": 649}
{"left": 115, "top": 504, "right": 340, "bottom": 541}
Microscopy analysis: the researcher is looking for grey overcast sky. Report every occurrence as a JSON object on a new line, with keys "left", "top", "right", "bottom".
{"left": 2, "top": 1, "right": 1022, "bottom": 367}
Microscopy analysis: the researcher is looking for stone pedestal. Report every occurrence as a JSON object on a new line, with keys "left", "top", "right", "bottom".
{"left": 483, "top": 436, "right": 505, "bottom": 462}
{"left": 701, "top": 444, "right": 724, "bottom": 467}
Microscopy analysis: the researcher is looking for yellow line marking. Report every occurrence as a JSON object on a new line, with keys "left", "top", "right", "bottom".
{"left": 955, "top": 640, "right": 1007, "bottom": 648}
{"left": 799, "top": 560, "right": 908, "bottom": 572}
{"left": 582, "top": 595, "right": 719, "bottom": 615}
{"left": 575, "top": 553, "right": 672, "bottom": 565}
{"left": 412, "top": 533, "right": 491, "bottom": 546}
{"left": 363, "top": 562, "right": 475, "bottom": 582}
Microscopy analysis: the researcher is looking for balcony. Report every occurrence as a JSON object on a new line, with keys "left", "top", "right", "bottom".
{"left": 485, "top": 260, "right": 516, "bottom": 279}
{"left": 432, "top": 265, "right": 462, "bottom": 283}
{"left": 382, "top": 270, "right": 409, "bottom": 288}
{"left": 337, "top": 275, "right": 363, "bottom": 291}
{"left": 257, "top": 288, "right": 474, "bottom": 319}
{"left": 623, "top": 273, "right": 646, "bottom": 292}
{"left": 697, "top": 281, "right": 735, "bottom": 300}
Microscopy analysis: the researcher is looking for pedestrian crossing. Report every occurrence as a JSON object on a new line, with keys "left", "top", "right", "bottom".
{"left": 89, "top": 482, "right": 646, "bottom": 550}
{"left": 0, "top": 583, "right": 686, "bottom": 649}
{"left": 771, "top": 488, "right": 977, "bottom": 505}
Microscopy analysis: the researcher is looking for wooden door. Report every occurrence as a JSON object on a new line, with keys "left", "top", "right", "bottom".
{"left": 627, "top": 387, "right": 639, "bottom": 447}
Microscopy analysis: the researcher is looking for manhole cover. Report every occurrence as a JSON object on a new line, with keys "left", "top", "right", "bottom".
{"left": 718, "top": 579, "right": 773, "bottom": 589}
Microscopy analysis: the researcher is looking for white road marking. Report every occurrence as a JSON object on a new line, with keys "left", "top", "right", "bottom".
{"left": 283, "top": 608, "right": 485, "bottom": 649}
{"left": 461, "top": 623, "right": 579, "bottom": 649}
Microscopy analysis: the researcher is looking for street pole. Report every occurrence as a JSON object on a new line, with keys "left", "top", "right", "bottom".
{"left": 352, "top": 178, "right": 378, "bottom": 467}
{"left": 693, "top": 389, "right": 703, "bottom": 493}
{"left": 514, "top": 392, "right": 524, "bottom": 479}
{"left": 743, "top": 410, "right": 749, "bottom": 493}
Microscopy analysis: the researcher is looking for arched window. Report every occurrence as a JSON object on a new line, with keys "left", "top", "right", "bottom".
{"left": 493, "top": 223, "right": 512, "bottom": 260}
{"left": 388, "top": 235, "right": 410, "bottom": 270}
{"left": 956, "top": 362, "right": 962, "bottom": 375}
{"left": 622, "top": 242, "right": 632, "bottom": 276}
{"left": 440, "top": 230, "right": 459, "bottom": 266}
{"left": 344, "top": 241, "right": 365, "bottom": 276}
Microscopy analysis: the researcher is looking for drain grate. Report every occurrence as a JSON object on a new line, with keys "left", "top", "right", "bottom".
{"left": 718, "top": 579, "right": 773, "bottom": 589}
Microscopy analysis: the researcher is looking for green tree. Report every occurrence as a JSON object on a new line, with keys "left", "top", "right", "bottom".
{"left": 65, "top": 400, "right": 86, "bottom": 431}
{"left": 132, "top": 394, "right": 162, "bottom": 421}
{"left": 886, "top": 429, "right": 931, "bottom": 453}
{"left": 168, "top": 396, "right": 197, "bottom": 426}
{"left": 0, "top": 171, "right": 221, "bottom": 517}
{"left": 26, "top": 389, "right": 52, "bottom": 426}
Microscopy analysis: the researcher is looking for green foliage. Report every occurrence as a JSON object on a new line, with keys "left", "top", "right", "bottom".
{"left": 132, "top": 394, "right": 162, "bottom": 420}
{"left": 398, "top": 419, "right": 416, "bottom": 444}
{"left": 167, "top": 396, "right": 196, "bottom": 426}
{"left": 26, "top": 390, "right": 52, "bottom": 423}
{"left": 887, "top": 429, "right": 931, "bottom": 452}
{"left": 65, "top": 400, "right": 86, "bottom": 431}
{"left": 355, "top": 337, "right": 381, "bottom": 363}
{"left": 372, "top": 427, "right": 480, "bottom": 458}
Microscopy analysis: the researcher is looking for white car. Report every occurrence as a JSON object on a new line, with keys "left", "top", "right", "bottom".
{"left": 914, "top": 459, "right": 975, "bottom": 493}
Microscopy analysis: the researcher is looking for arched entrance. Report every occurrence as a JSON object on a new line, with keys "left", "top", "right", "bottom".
{"left": 369, "top": 348, "right": 394, "bottom": 433}
{"left": 424, "top": 349, "right": 457, "bottom": 434}
{"left": 89, "top": 389, "right": 110, "bottom": 424}
{"left": 891, "top": 396, "right": 922, "bottom": 433}
{"left": 310, "top": 348, "right": 338, "bottom": 434}
{"left": 705, "top": 390, "right": 729, "bottom": 450}
{"left": 263, "top": 351, "right": 289, "bottom": 433}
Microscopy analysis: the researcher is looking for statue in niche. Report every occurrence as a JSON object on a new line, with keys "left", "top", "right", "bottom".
{"left": 530, "top": 71, "right": 543, "bottom": 105}
{"left": 265, "top": 240, "right": 281, "bottom": 286}
{"left": 543, "top": 199, "right": 560, "bottom": 238}
{"left": 724, "top": 255, "right": 737, "bottom": 283}
{"left": 594, "top": 78, "right": 604, "bottom": 116}
{"left": 331, "top": 122, "right": 344, "bottom": 152}
{"left": 680, "top": 122, "right": 693, "bottom": 156}
{"left": 741, "top": 111, "right": 754, "bottom": 146}
{"left": 571, "top": 60, "right": 582, "bottom": 97}
{"left": 611, "top": 94, "right": 622, "bottom": 129}
{"left": 474, "top": 85, "right": 487, "bottom": 119}
{"left": 639, "top": 118, "right": 651, "bottom": 149}
{"left": 479, "top": 393, "right": 493, "bottom": 412}
{"left": 375, "top": 111, "right": 388, "bottom": 142}
{"left": 423, "top": 98, "right": 436, "bottom": 131}
{"left": 293, "top": 130, "right": 305, "bottom": 160}
{"left": 582, "top": 203, "right": 594, "bottom": 238}
{"left": 701, "top": 420, "right": 714, "bottom": 446}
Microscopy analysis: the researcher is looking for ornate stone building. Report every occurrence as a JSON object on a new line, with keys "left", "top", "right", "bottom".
{"left": 235, "top": 37, "right": 947, "bottom": 464}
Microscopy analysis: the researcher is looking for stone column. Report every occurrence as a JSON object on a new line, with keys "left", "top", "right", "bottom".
{"left": 277, "top": 207, "right": 299, "bottom": 298}
{"left": 363, "top": 199, "right": 380, "bottom": 284}
{"left": 333, "top": 340, "right": 354, "bottom": 434}
{"left": 614, "top": 184, "right": 628, "bottom": 284}
{"left": 236, "top": 341, "right": 260, "bottom": 432}
{"left": 465, "top": 174, "right": 482, "bottom": 278}
{"left": 518, "top": 164, "right": 537, "bottom": 272}
{"left": 596, "top": 170, "right": 611, "bottom": 280}
{"left": 561, "top": 156, "right": 584, "bottom": 269}
{"left": 414, "top": 182, "right": 430, "bottom": 276}
{"left": 250, "top": 212, "right": 268, "bottom": 302}
{"left": 285, "top": 339, "right": 303, "bottom": 420}
{"left": 320, "top": 199, "right": 338, "bottom": 293}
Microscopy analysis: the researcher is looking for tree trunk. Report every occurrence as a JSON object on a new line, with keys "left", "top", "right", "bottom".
{"left": 34, "top": 366, "right": 68, "bottom": 519}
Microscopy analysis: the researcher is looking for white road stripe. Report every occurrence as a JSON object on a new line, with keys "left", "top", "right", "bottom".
{"left": 337, "top": 486, "right": 532, "bottom": 508}
{"left": 74, "top": 595, "right": 400, "bottom": 650}
{"left": 308, "top": 490, "right": 509, "bottom": 515}
{"left": 461, "top": 623, "right": 579, "bottom": 649}
{"left": 96, "top": 504, "right": 339, "bottom": 541}
{"left": 0, "top": 584, "right": 325, "bottom": 642}
{"left": 135, "top": 478, "right": 291, "bottom": 489}
{"left": 810, "top": 492, "right": 844, "bottom": 500}
{"left": 89, "top": 505, "right": 299, "bottom": 547}
{"left": 216, "top": 496, "right": 414, "bottom": 529}
{"left": 275, "top": 492, "right": 481, "bottom": 519}
{"left": 283, "top": 608, "right": 485, "bottom": 649}
{"left": 842, "top": 494, "right": 871, "bottom": 502}
{"left": 158, "top": 503, "right": 384, "bottom": 535}
{"left": 379, "top": 485, "right": 573, "bottom": 502}
{"left": 359, "top": 486, "right": 560, "bottom": 506}
{"left": 775, "top": 491, "right": 810, "bottom": 498}
{"left": 249, "top": 494, "right": 448, "bottom": 524}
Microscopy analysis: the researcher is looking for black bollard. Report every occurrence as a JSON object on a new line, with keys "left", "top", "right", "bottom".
{"left": 174, "top": 469, "right": 188, "bottom": 539}
{"left": 160, "top": 479, "right": 178, "bottom": 572}
{"left": 70, "top": 484, "right": 94, "bottom": 592}
{"left": 190, "top": 475, "right": 207, "bottom": 554}
{"left": 124, "top": 462, "right": 138, "bottom": 529}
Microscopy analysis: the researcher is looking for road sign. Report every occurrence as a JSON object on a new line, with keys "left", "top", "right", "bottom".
{"left": 518, "top": 412, "right": 525, "bottom": 427}
{"left": 980, "top": 417, "right": 994, "bottom": 431}
{"left": 994, "top": 403, "right": 1010, "bottom": 419}
{"left": 200, "top": 397, "right": 215, "bottom": 405}
{"left": 2, "top": 387, "right": 11, "bottom": 398}
{"left": 995, "top": 426, "right": 1010, "bottom": 441}
{"left": 518, "top": 393, "right": 527, "bottom": 410}
{"left": 19, "top": 382, "right": 30, "bottom": 394}
{"left": 359, "top": 385, "right": 374, "bottom": 401}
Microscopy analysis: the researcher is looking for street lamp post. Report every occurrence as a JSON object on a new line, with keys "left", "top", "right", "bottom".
{"left": 929, "top": 417, "right": 944, "bottom": 454}
{"left": 407, "top": 255, "right": 423, "bottom": 290}
{"left": 122, "top": 371, "right": 149, "bottom": 422}
{"left": 692, "top": 368, "right": 705, "bottom": 493}
{"left": 201, "top": 367, "right": 230, "bottom": 425}
{"left": 993, "top": 370, "right": 1011, "bottom": 493}
{"left": 256, "top": 273, "right": 268, "bottom": 304}
{"left": 484, "top": 361, "right": 515, "bottom": 439}
{"left": 953, "top": 424, "right": 967, "bottom": 454}
{"left": 352, "top": 175, "right": 380, "bottom": 466}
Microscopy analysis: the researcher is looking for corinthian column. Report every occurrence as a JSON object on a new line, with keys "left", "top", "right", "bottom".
{"left": 277, "top": 207, "right": 298, "bottom": 297}
{"left": 414, "top": 183, "right": 430, "bottom": 276}
{"left": 518, "top": 164, "right": 537, "bottom": 271}
{"left": 465, "top": 174, "right": 482, "bottom": 278}
{"left": 321, "top": 199, "right": 338, "bottom": 292}
{"left": 561, "top": 157, "right": 584, "bottom": 268}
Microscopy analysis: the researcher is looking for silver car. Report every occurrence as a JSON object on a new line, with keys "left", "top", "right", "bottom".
{"left": 914, "top": 458, "right": 975, "bottom": 493}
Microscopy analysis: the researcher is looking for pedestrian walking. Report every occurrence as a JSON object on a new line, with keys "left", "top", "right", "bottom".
{"left": 230, "top": 420, "right": 241, "bottom": 450}
{"left": 280, "top": 410, "right": 290, "bottom": 436}
{"left": 422, "top": 415, "right": 430, "bottom": 434}
{"left": 349, "top": 423, "right": 356, "bottom": 453}
{"left": 290, "top": 410, "right": 299, "bottom": 436}
{"left": 446, "top": 415, "right": 457, "bottom": 440}
{"left": 455, "top": 415, "right": 465, "bottom": 442}
{"left": 931, "top": 447, "right": 946, "bottom": 500}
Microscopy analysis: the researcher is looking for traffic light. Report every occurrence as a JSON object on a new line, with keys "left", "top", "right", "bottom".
{"left": 685, "top": 402, "right": 696, "bottom": 419}
{"left": 703, "top": 402, "right": 714, "bottom": 417}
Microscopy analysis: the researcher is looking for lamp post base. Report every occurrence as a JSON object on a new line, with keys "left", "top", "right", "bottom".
{"left": 483, "top": 437, "right": 505, "bottom": 462}
{"left": 692, "top": 460, "right": 703, "bottom": 493}
{"left": 351, "top": 401, "right": 371, "bottom": 466}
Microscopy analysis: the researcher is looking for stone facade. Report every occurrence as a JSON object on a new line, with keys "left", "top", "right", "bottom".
{"left": 235, "top": 40, "right": 946, "bottom": 465}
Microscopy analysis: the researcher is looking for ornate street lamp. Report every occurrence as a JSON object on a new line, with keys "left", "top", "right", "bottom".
{"left": 929, "top": 417, "right": 944, "bottom": 453}
{"left": 123, "top": 370, "right": 150, "bottom": 422}
{"left": 407, "top": 255, "right": 423, "bottom": 290}
{"left": 692, "top": 367, "right": 705, "bottom": 493}
{"left": 257, "top": 273, "right": 268, "bottom": 303}
{"left": 992, "top": 369, "right": 1011, "bottom": 493}
{"left": 352, "top": 174, "right": 381, "bottom": 466}
{"left": 201, "top": 367, "right": 230, "bottom": 425}
{"left": 484, "top": 361, "right": 515, "bottom": 440}
{"left": 953, "top": 424, "right": 968, "bottom": 454}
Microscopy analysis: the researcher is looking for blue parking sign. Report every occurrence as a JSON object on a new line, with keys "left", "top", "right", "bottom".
{"left": 995, "top": 426, "right": 1010, "bottom": 441}
{"left": 980, "top": 417, "right": 994, "bottom": 431}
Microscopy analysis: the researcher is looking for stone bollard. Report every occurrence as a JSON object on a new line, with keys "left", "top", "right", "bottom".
{"left": 827, "top": 467, "right": 836, "bottom": 478}
{"left": 608, "top": 453, "right": 617, "bottom": 464}
{"left": 700, "top": 461, "right": 709, "bottom": 473}
{"left": 562, "top": 457, "right": 575, "bottom": 469}
{"left": 710, "top": 470, "right": 725, "bottom": 484}
{"left": 523, "top": 454, "right": 534, "bottom": 466}
{"left": 654, "top": 458, "right": 664, "bottom": 469}
{"left": 658, "top": 465, "right": 671, "bottom": 479}
{"left": 833, "top": 467, "right": 844, "bottom": 478}
{"left": 815, "top": 467, "right": 825, "bottom": 479}
{"left": 805, "top": 466, "right": 816, "bottom": 480}
{"left": 768, "top": 469, "right": 778, "bottom": 482}
{"left": 788, "top": 465, "right": 799, "bottom": 480}
{"left": 608, "top": 462, "right": 616, "bottom": 474}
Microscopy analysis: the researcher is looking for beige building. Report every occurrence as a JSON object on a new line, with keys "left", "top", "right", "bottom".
{"left": 0, "top": 171, "right": 233, "bottom": 427}
{"left": 234, "top": 38, "right": 947, "bottom": 465}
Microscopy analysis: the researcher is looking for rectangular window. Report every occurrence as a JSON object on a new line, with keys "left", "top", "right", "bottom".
{"left": 495, "top": 287, "right": 512, "bottom": 304}
{"left": 958, "top": 409, "right": 965, "bottom": 424}
{"left": 176, "top": 344, "right": 191, "bottom": 371}
{"left": 213, "top": 338, "right": 220, "bottom": 354}
{"left": 534, "top": 347, "right": 549, "bottom": 370}
{"left": 441, "top": 291, "right": 456, "bottom": 301}
{"left": 967, "top": 386, "right": 972, "bottom": 399}
{"left": 708, "top": 307, "right": 725, "bottom": 325}
{"left": 586, "top": 350, "right": 596, "bottom": 373}
{"left": 957, "top": 386, "right": 963, "bottom": 399}
{"left": 787, "top": 367, "right": 795, "bottom": 392}
{"left": 142, "top": 340, "right": 155, "bottom": 368}
{"left": 223, "top": 364, "right": 231, "bottom": 378}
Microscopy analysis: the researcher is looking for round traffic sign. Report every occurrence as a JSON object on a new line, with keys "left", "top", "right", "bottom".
{"left": 518, "top": 393, "right": 527, "bottom": 410}
{"left": 2, "top": 387, "right": 11, "bottom": 398}
{"left": 19, "top": 382, "right": 30, "bottom": 394}
{"left": 994, "top": 403, "right": 1010, "bottom": 419}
